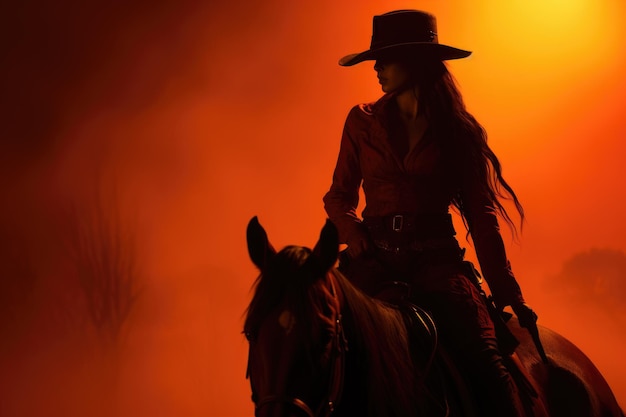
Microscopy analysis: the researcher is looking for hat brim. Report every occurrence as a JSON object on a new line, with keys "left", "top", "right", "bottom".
{"left": 339, "top": 42, "right": 472, "bottom": 66}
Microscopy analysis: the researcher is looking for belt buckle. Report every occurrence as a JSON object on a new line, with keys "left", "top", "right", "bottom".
{"left": 392, "top": 215, "right": 403, "bottom": 232}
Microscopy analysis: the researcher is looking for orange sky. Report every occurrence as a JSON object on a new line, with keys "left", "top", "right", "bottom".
{"left": 1, "top": 1, "right": 625, "bottom": 416}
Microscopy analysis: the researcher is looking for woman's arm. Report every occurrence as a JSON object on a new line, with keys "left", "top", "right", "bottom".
{"left": 323, "top": 106, "right": 370, "bottom": 253}
{"left": 458, "top": 167, "right": 525, "bottom": 310}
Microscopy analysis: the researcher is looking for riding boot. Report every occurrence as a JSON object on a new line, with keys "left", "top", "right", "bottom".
{"left": 472, "top": 346, "right": 526, "bottom": 417}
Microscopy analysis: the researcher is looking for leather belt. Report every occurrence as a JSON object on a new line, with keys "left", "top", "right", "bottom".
{"left": 363, "top": 213, "right": 456, "bottom": 238}
{"left": 363, "top": 213, "right": 459, "bottom": 255}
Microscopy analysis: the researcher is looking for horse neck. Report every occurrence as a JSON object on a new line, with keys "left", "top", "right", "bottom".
{"left": 332, "top": 271, "right": 420, "bottom": 417}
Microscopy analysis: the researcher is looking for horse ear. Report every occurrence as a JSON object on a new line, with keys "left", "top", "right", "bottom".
{"left": 247, "top": 216, "right": 276, "bottom": 270}
{"left": 311, "top": 219, "right": 339, "bottom": 273}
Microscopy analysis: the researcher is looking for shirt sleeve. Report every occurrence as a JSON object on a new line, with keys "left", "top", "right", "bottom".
{"left": 323, "top": 106, "right": 367, "bottom": 244}
{"left": 458, "top": 160, "right": 525, "bottom": 309}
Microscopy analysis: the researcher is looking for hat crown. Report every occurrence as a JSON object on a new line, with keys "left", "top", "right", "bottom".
{"left": 370, "top": 10, "right": 439, "bottom": 50}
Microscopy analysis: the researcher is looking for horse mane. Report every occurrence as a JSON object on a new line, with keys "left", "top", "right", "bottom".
{"left": 329, "top": 268, "right": 420, "bottom": 417}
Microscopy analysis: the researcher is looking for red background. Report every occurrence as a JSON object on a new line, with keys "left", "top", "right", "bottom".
{"left": 1, "top": 1, "right": 625, "bottom": 416}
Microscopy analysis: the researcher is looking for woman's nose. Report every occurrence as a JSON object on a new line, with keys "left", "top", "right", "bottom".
{"left": 374, "top": 60, "right": 384, "bottom": 72}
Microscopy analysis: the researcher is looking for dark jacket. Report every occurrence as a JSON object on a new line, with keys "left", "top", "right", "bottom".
{"left": 323, "top": 93, "right": 524, "bottom": 307}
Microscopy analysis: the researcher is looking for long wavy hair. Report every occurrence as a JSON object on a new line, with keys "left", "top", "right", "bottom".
{"left": 403, "top": 57, "right": 525, "bottom": 236}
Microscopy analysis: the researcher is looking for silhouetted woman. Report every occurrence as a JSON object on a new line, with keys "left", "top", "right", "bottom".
{"left": 324, "top": 9, "right": 537, "bottom": 417}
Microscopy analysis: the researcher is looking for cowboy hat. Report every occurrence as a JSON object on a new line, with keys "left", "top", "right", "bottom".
{"left": 339, "top": 10, "right": 472, "bottom": 66}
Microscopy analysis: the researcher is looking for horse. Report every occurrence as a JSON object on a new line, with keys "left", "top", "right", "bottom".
{"left": 243, "top": 217, "right": 624, "bottom": 417}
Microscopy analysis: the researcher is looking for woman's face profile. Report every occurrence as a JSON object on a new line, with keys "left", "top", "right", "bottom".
{"left": 374, "top": 59, "right": 411, "bottom": 93}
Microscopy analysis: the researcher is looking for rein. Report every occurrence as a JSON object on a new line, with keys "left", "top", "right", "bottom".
{"left": 250, "top": 278, "right": 348, "bottom": 417}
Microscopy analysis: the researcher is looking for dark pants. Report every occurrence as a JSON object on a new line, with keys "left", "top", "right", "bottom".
{"left": 340, "top": 246, "right": 525, "bottom": 416}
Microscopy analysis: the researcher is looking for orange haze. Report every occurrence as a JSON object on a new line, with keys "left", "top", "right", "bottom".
{"left": 1, "top": 1, "right": 625, "bottom": 416}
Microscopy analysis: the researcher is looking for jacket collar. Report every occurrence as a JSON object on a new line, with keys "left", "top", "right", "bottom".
{"left": 361, "top": 93, "right": 397, "bottom": 117}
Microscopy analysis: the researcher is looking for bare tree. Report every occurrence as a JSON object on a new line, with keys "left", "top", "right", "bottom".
{"left": 67, "top": 192, "right": 140, "bottom": 349}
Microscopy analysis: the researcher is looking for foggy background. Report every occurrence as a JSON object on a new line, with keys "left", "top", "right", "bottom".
{"left": 1, "top": 1, "right": 624, "bottom": 416}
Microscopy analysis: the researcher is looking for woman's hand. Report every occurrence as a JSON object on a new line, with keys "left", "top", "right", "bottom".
{"left": 346, "top": 232, "right": 372, "bottom": 259}
{"left": 512, "top": 302, "right": 538, "bottom": 329}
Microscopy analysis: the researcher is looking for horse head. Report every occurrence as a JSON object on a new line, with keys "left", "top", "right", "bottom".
{"left": 244, "top": 217, "right": 346, "bottom": 417}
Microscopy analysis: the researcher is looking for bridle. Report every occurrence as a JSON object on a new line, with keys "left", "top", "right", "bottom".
{"left": 248, "top": 281, "right": 348, "bottom": 417}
